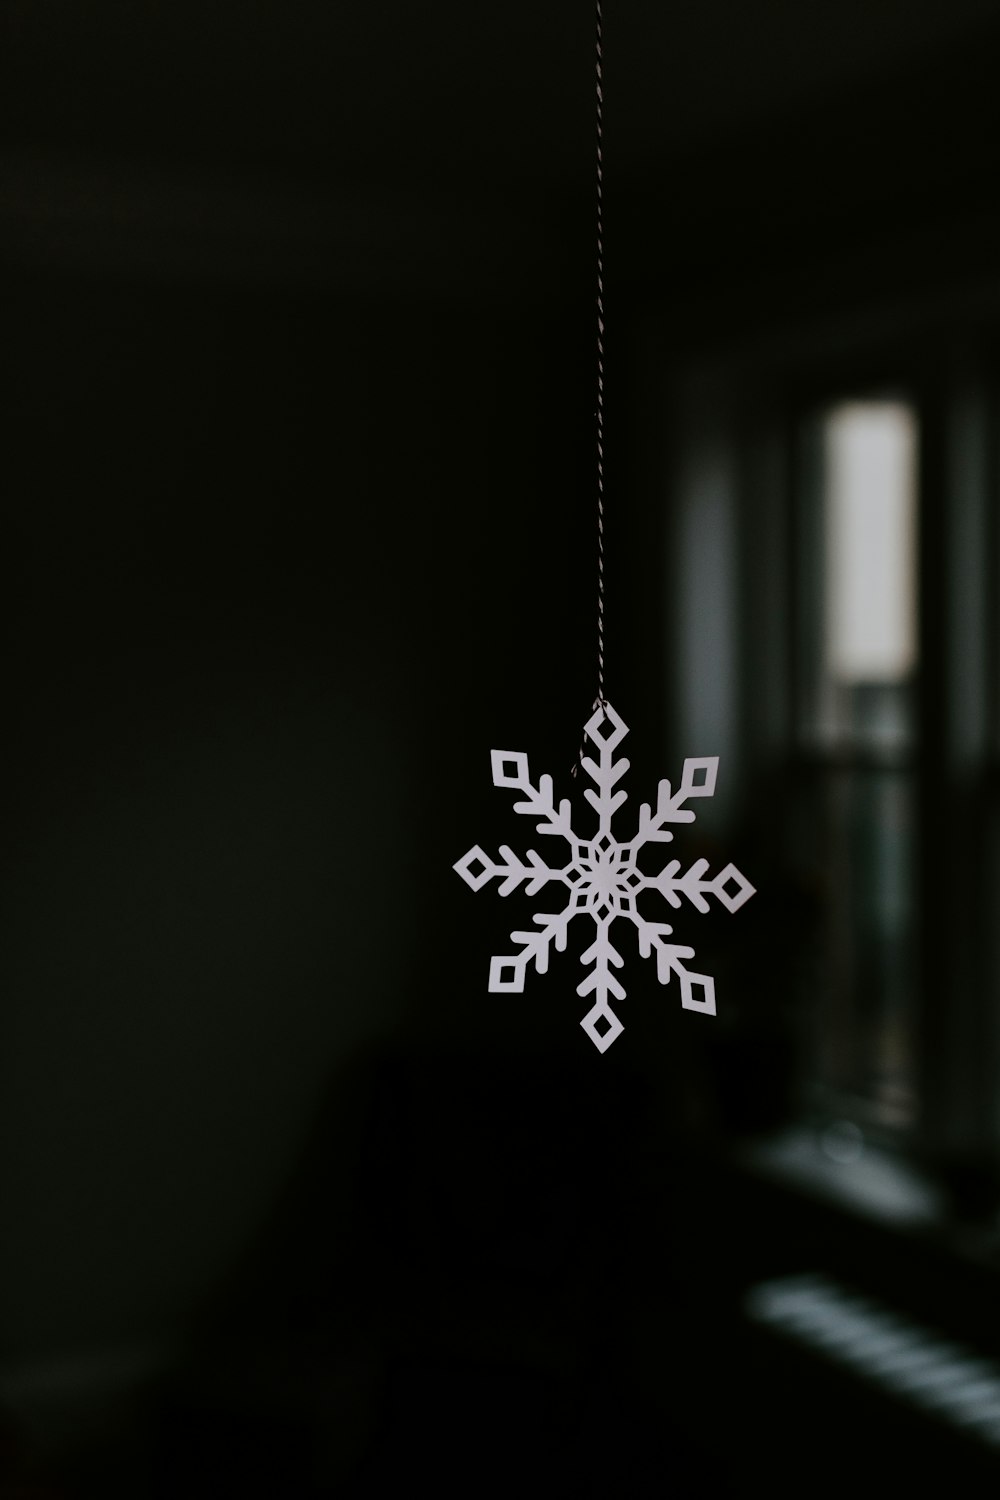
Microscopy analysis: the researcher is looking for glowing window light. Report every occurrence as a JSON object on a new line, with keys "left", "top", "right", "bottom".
{"left": 823, "top": 401, "right": 917, "bottom": 687}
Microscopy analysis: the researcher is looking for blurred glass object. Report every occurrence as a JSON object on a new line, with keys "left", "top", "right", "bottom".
{"left": 820, "top": 1118, "right": 865, "bottom": 1164}
{"left": 795, "top": 397, "right": 919, "bottom": 1132}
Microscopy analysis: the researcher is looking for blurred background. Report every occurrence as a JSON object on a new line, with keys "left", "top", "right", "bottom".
{"left": 6, "top": 1, "right": 1000, "bottom": 1494}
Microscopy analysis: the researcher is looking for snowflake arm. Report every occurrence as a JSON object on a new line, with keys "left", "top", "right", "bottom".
{"left": 453, "top": 843, "right": 569, "bottom": 899}
{"left": 489, "top": 749, "right": 574, "bottom": 839}
{"left": 643, "top": 857, "right": 756, "bottom": 915}
{"left": 576, "top": 926, "right": 627, "bottom": 1051}
{"left": 633, "top": 757, "right": 720, "bottom": 847}
{"left": 632, "top": 918, "right": 715, "bottom": 1015}
{"left": 487, "top": 906, "right": 580, "bottom": 994}
{"left": 578, "top": 721, "right": 630, "bottom": 836}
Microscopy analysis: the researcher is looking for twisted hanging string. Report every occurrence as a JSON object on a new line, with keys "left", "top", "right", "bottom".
{"left": 572, "top": 0, "right": 608, "bottom": 777}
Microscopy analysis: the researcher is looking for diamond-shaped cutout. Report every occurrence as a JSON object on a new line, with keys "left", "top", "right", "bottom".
{"left": 567, "top": 867, "right": 584, "bottom": 885}
{"left": 581, "top": 1008, "right": 620, "bottom": 1056}
{"left": 491, "top": 750, "right": 529, "bottom": 788}
{"left": 680, "top": 970, "right": 716, "bottom": 1016}
{"left": 595, "top": 833, "right": 613, "bottom": 855}
{"left": 596, "top": 903, "right": 611, "bottom": 922}
{"left": 625, "top": 871, "right": 642, "bottom": 888}
{"left": 488, "top": 956, "right": 524, "bottom": 993}
{"left": 580, "top": 1002, "right": 624, "bottom": 1053}
{"left": 584, "top": 701, "right": 627, "bottom": 752}
{"left": 453, "top": 846, "right": 493, "bottom": 891}
{"left": 715, "top": 863, "right": 755, "bottom": 912}
{"left": 679, "top": 756, "right": 718, "bottom": 800}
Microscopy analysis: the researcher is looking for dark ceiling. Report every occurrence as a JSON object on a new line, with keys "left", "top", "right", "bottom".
{"left": 5, "top": 0, "right": 1000, "bottom": 181}
{"left": 5, "top": 2, "right": 1000, "bottom": 301}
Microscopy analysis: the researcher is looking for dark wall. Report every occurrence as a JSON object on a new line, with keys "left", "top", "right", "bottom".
{"left": 1, "top": 246, "right": 610, "bottom": 1352}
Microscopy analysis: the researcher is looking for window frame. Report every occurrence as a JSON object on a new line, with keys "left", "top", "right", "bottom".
{"left": 743, "top": 328, "right": 999, "bottom": 1179}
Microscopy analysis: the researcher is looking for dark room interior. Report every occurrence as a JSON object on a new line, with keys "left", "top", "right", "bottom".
{"left": 7, "top": 2, "right": 1000, "bottom": 1494}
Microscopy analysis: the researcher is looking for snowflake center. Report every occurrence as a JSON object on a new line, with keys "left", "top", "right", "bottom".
{"left": 573, "top": 839, "right": 636, "bottom": 912}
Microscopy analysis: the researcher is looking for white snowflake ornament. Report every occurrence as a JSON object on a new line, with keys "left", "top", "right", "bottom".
{"left": 454, "top": 701, "right": 755, "bottom": 1052}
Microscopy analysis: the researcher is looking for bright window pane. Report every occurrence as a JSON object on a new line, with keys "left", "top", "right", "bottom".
{"left": 796, "top": 396, "right": 920, "bottom": 1131}
{"left": 824, "top": 401, "right": 917, "bottom": 685}
{"left": 806, "top": 398, "right": 918, "bottom": 748}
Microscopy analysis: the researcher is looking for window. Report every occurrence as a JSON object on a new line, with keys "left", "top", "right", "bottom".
{"left": 663, "top": 328, "right": 1000, "bottom": 1195}
{"left": 794, "top": 395, "right": 919, "bottom": 1135}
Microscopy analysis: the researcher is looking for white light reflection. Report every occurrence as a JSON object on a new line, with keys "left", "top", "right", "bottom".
{"left": 746, "top": 1273, "right": 1000, "bottom": 1444}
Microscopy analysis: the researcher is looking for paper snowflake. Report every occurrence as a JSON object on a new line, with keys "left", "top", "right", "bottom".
{"left": 454, "top": 701, "right": 754, "bottom": 1052}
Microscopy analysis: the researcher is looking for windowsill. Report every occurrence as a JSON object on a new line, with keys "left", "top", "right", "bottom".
{"left": 735, "top": 1122, "right": 945, "bottom": 1229}
{"left": 736, "top": 1123, "right": 1000, "bottom": 1282}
